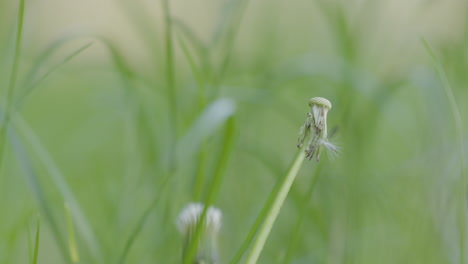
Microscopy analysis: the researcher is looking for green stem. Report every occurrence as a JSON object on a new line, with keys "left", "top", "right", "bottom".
{"left": 283, "top": 163, "right": 323, "bottom": 264}
{"left": 245, "top": 149, "right": 307, "bottom": 264}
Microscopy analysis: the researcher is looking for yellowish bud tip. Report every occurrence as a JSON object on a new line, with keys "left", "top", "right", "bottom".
{"left": 308, "top": 97, "right": 332, "bottom": 109}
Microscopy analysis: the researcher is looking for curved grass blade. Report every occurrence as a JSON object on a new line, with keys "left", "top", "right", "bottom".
{"left": 116, "top": 175, "right": 171, "bottom": 264}
{"left": 176, "top": 98, "right": 236, "bottom": 165}
{"left": 422, "top": 38, "right": 466, "bottom": 264}
{"left": 7, "top": 125, "right": 69, "bottom": 262}
{"left": 15, "top": 42, "right": 93, "bottom": 108}
{"left": 0, "top": 0, "right": 26, "bottom": 173}
{"left": 14, "top": 115, "right": 103, "bottom": 263}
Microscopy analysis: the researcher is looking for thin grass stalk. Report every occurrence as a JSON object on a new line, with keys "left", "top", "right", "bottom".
{"left": 176, "top": 33, "right": 208, "bottom": 200}
{"left": 245, "top": 149, "right": 307, "bottom": 264}
{"left": 182, "top": 117, "right": 235, "bottom": 264}
{"left": 15, "top": 42, "right": 93, "bottom": 109}
{"left": 0, "top": 0, "right": 25, "bottom": 172}
{"left": 14, "top": 115, "right": 103, "bottom": 262}
{"left": 32, "top": 216, "right": 40, "bottom": 264}
{"left": 8, "top": 126, "right": 70, "bottom": 262}
{"left": 283, "top": 163, "right": 323, "bottom": 264}
{"left": 423, "top": 39, "right": 466, "bottom": 264}
{"left": 117, "top": 173, "right": 172, "bottom": 264}
{"left": 162, "top": 0, "right": 178, "bottom": 170}
{"left": 212, "top": 0, "right": 249, "bottom": 96}
{"left": 27, "top": 224, "right": 33, "bottom": 263}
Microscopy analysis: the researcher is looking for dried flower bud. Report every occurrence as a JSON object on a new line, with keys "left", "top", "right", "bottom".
{"left": 177, "top": 203, "right": 222, "bottom": 264}
{"left": 297, "top": 97, "right": 338, "bottom": 161}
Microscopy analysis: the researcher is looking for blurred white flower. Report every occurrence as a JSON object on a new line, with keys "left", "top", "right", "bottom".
{"left": 177, "top": 203, "right": 222, "bottom": 264}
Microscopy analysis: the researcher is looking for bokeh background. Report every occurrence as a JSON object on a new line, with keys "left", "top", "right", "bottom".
{"left": 0, "top": 0, "right": 467, "bottom": 263}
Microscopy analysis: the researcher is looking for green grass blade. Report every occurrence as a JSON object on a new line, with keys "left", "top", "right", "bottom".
{"left": 0, "top": 0, "right": 26, "bottom": 173}
{"left": 176, "top": 99, "right": 236, "bottom": 165}
{"left": 162, "top": 0, "right": 178, "bottom": 168}
{"left": 14, "top": 115, "right": 103, "bottom": 263}
{"left": 117, "top": 175, "right": 171, "bottom": 264}
{"left": 422, "top": 38, "right": 466, "bottom": 264}
{"left": 7, "top": 125, "right": 69, "bottom": 262}
{"left": 32, "top": 216, "right": 41, "bottom": 264}
{"left": 4, "top": 0, "right": 25, "bottom": 109}
{"left": 176, "top": 32, "right": 208, "bottom": 200}
{"left": 15, "top": 42, "right": 93, "bottom": 108}
{"left": 183, "top": 117, "right": 236, "bottom": 264}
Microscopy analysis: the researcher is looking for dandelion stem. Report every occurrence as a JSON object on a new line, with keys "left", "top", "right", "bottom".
{"left": 283, "top": 163, "right": 323, "bottom": 264}
{"left": 245, "top": 149, "right": 307, "bottom": 264}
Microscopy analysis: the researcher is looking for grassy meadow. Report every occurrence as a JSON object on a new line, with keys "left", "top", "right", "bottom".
{"left": 0, "top": 0, "right": 467, "bottom": 263}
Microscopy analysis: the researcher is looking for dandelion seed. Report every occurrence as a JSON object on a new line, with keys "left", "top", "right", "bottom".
{"left": 297, "top": 97, "right": 338, "bottom": 162}
{"left": 177, "top": 203, "right": 222, "bottom": 264}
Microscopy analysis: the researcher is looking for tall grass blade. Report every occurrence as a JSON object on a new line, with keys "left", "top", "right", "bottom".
{"left": 0, "top": 0, "right": 26, "bottom": 172}
{"left": 117, "top": 175, "right": 171, "bottom": 264}
{"left": 32, "top": 216, "right": 41, "bottom": 264}
{"left": 422, "top": 38, "right": 466, "bottom": 264}
{"left": 183, "top": 117, "right": 236, "bottom": 264}
{"left": 176, "top": 98, "right": 236, "bottom": 164}
{"left": 7, "top": 125, "right": 69, "bottom": 262}
{"left": 162, "top": 0, "right": 178, "bottom": 169}
{"left": 14, "top": 115, "right": 103, "bottom": 263}
{"left": 15, "top": 42, "right": 93, "bottom": 108}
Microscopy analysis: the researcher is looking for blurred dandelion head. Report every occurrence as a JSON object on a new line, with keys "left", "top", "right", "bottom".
{"left": 177, "top": 203, "right": 222, "bottom": 264}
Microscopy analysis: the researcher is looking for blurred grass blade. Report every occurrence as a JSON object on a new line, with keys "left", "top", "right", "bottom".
{"left": 7, "top": 125, "right": 69, "bottom": 262}
{"left": 15, "top": 42, "right": 93, "bottom": 108}
{"left": 176, "top": 98, "right": 236, "bottom": 164}
{"left": 33, "top": 216, "right": 41, "bottom": 264}
{"left": 14, "top": 115, "right": 103, "bottom": 262}
{"left": 117, "top": 175, "right": 171, "bottom": 264}
{"left": 4, "top": 0, "right": 25, "bottom": 111}
{"left": 0, "top": 0, "right": 26, "bottom": 172}
{"left": 173, "top": 18, "right": 207, "bottom": 60}
{"left": 183, "top": 117, "right": 236, "bottom": 264}
{"left": 422, "top": 38, "right": 466, "bottom": 264}
{"left": 176, "top": 32, "right": 205, "bottom": 105}
{"left": 65, "top": 203, "right": 80, "bottom": 263}
{"left": 176, "top": 31, "right": 208, "bottom": 200}
{"left": 162, "top": 0, "right": 178, "bottom": 172}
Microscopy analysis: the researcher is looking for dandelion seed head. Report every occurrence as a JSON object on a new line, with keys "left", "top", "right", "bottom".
{"left": 298, "top": 97, "right": 338, "bottom": 162}
{"left": 176, "top": 203, "right": 222, "bottom": 236}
